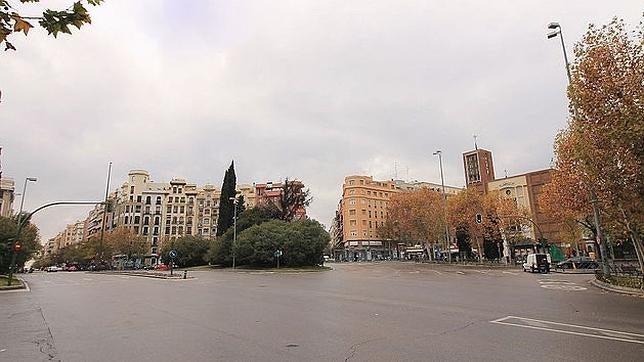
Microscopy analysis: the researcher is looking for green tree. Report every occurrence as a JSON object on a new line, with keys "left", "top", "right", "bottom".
{"left": 208, "top": 206, "right": 280, "bottom": 265}
{"left": 233, "top": 219, "right": 329, "bottom": 267}
{"left": 104, "top": 227, "right": 147, "bottom": 260}
{"left": 0, "top": 215, "right": 40, "bottom": 274}
{"left": 0, "top": 0, "right": 103, "bottom": 52}
{"left": 216, "top": 161, "right": 237, "bottom": 237}
{"left": 160, "top": 236, "right": 209, "bottom": 267}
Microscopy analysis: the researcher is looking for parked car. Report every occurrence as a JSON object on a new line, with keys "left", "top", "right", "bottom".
{"left": 522, "top": 253, "right": 550, "bottom": 273}
{"left": 555, "top": 257, "right": 599, "bottom": 270}
{"left": 155, "top": 264, "right": 170, "bottom": 271}
{"left": 46, "top": 266, "right": 63, "bottom": 272}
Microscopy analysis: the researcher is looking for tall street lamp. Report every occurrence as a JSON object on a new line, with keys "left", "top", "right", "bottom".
{"left": 433, "top": 150, "right": 451, "bottom": 263}
{"left": 547, "top": 22, "right": 609, "bottom": 274}
{"left": 547, "top": 22, "right": 571, "bottom": 83}
{"left": 17, "top": 177, "right": 37, "bottom": 225}
{"left": 230, "top": 196, "right": 239, "bottom": 269}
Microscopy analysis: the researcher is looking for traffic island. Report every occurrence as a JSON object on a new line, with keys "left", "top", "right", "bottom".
{"left": 590, "top": 274, "right": 644, "bottom": 297}
{"left": 0, "top": 275, "right": 25, "bottom": 290}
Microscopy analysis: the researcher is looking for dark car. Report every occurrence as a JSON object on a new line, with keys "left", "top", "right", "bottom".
{"left": 556, "top": 257, "right": 599, "bottom": 270}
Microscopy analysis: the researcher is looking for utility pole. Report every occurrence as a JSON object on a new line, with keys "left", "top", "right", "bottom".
{"left": 230, "top": 196, "right": 238, "bottom": 269}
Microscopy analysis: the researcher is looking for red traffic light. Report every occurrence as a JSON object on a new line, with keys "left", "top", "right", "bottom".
{"left": 14, "top": 241, "right": 21, "bottom": 252}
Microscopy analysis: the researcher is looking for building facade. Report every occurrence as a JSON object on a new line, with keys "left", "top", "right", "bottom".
{"left": 0, "top": 177, "right": 15, "bottom": 217}
{"left": 463, "top": 148, "right": 564, "bottom": 257}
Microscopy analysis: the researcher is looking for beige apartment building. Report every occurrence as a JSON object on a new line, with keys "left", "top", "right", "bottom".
{"left": 0, "top": 177, "right": 15, "bottom": 217}
{"left": 333, "top": 175, "right": 464, "bottom": 261}
{"left": 335, "top": 176, "right": 399, "bottom": 261}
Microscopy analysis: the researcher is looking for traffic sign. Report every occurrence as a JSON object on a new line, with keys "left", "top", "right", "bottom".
{"left": 14, "top": 241, "right": 21, "bottom": 252}
{"left": 169, "top": 249, "right": 177, "bottom": 259}
{"left": 274, "top": 250, "right": 283, "bottom": 257}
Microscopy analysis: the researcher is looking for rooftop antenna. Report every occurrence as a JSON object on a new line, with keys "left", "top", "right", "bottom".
{"left": 473, "top": 134, "right": 478, "bottom": 150}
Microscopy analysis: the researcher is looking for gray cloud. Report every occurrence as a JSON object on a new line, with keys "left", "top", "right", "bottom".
{"left": 1, "top": 0, "right": 641, "bottom": 239}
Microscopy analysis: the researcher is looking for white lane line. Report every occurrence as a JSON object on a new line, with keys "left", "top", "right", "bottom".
{"left": 455, "top": 271, "right": 465, "bottom": 275}
{"left": 541, "top": 285, "right": 587, "bottom": 291}
{"left": 490, "top": 316, "right": 644, "bottom": 345}
{"left": 432, "top": 270, "right": 443, "bottom": 275}
{"left": 474, "top": 270, "right": 488, "bottom": 274}
{"left": 502, "top": 271, "right": 518, "bottom": 275}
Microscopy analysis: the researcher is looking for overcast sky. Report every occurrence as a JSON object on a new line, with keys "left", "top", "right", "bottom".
{"left": 1, "top": 1, "right": 641, "bottom": 241}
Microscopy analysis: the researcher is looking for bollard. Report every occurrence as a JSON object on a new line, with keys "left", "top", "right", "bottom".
{"left": 183, "top": 270, "right": 187, "bottom": 279}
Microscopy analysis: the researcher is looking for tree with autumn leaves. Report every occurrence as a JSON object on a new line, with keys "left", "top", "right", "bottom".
{"left": 448, "top": 188, "right": 530, "bottom": 262}
{"left": 378, "top": 187, "right": 528, "bottom": 262}
{"left": 378, "top": 188, "right": 444, "bottom": 259}
{"left": 0, "top": 0, "right": 102, "bottom": 51}
{"left": 542, "top": 17, "right": 644, "bottom": 273}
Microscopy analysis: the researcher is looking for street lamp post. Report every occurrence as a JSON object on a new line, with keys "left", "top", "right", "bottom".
{"left": 547, "top": 22, "right": 572, "bottom": 82}
{"left": 433, "top": 150, "right": 451, "bottom": 263}
{"left": 548, "top": 22, "right": 610, "bottom": 274}
{"left": 230, "top": 196, "right": 238, "bottom": 269}
{"left": 17, "top": 177, "right": 37, "bottom": 225}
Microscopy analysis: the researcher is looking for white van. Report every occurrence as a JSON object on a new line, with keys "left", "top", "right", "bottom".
{"left": 522, "top": 253, "right": 551, "bottom": 273}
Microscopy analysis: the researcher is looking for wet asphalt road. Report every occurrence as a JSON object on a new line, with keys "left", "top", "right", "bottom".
{"left": 1, "top": 262, "right": 643, "bottom": 362}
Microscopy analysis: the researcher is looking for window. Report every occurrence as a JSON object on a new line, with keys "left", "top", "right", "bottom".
{"left": 368, "top": 211, "right": 371, "bottom": 218}
{"left": 178, "top": 226, "right": 183, "bottom": 234}
{"left": 173, "top": 187, "right": 177, "bottom": 194}
{"left": 360, "top": 180, "right": 364, "bottom": 185}
{"left": 165, "top": 227, "right": 170, "bottom": 235}
{"left": 178, "top": 188, "right": 182, "bottom": 194}
{"left": 349, "top": 209, "right": 356, "bottom": 216}
{"left": 134, "top": 226, "right": 139, "bottom": 234}
{"left": 136, "top": 195, "right": 142, "bottom": 203}
{"left": 348, "top": 180, "right": 355, "bottom": 186}
{"left": 134, "top": 216, "right": 140, "bottom": 224}
{"left": 153, "top": 226, "right": 159, "bottom": 235}
{"left": 180, "top": 206, "right": 185, "bottom": 213}
{"left": 349, "top": 199, "right": 356, "bottom": 205}
{"left": 130, "top": 186, "right": 135, "bottom": 194}
{"left": 362, "top": 209, "right": 366, "bottom": 215}
{"left": 143, "top": 226, "right": 149, "bottom": 235}
{"left": 349, "top": 189, "right": 355, "bottom": 195}
{"left": 154, "top": 217, "right": 160, "bottom": 225}
{"left": 171, "top": 226, "right": 177, "bottom": 235}
{"left": 145, "top": 196, "right": 151, "bottom": 205}
{"left": 172, "top": 216, "right": 177, "bottom": 224}
{"left": 156, "top": 196, "right": 162, "bottom": 205}
{"left": 369, "top": 221, "right": 372, "bottom": 228}
{"left": 362, "top": 220, "right": 367, "bottom": 226}
{"left": 125, "top": 205, "right": 130, "bottom": 212}
{"left": 124, "top": 216, "right": 129, "bottom": 224}
{"left": 181, "top": 197, "right": 185, "bottom": 203}
{"left": 143, "top": 216, "right": 149, "bottom": 225}
{"left": 350, "top": 231, "right": 358, "bottom": 236}
{"left": 173, "top": 206, "right": 178, "bottom": 213}
{"left": 135, "top": 205, "right": 141, "bottom": 212}
{"left": 349, "top": 220, "right": 356, "bottom": 226}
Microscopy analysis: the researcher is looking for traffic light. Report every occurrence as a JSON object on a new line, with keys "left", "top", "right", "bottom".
{"left": 475, "top": 214, "right": 482, "bottom": 224}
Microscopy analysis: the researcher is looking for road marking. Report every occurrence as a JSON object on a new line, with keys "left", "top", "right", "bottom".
{"left": 502, "top": 271, "right": 518, "bottom": 276}
{"left": 540, "top": 284, "right": 587, "bottom": 291}
{"left": 474, "top": 270, "right": 488, "bottom": 274}
{"left": 455, "top": 271, "right": 465, "bottom": 275}
{"left": 432, "top": 270, "right": 443, "bottom": 275}
{"left": 490, "top": 316, "right": 644, "bottom": 345}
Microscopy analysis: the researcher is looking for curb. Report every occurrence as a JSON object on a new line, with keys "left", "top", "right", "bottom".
{"left": 0, "top": 277, "right": 28, "bottom": 292}
{"left": 590, "top": 279, "right": 644, "bottom": 297}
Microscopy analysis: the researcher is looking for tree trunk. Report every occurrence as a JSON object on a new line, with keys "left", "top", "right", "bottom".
{"left": 618, "top": 205, "right": 644, "bottom": 274}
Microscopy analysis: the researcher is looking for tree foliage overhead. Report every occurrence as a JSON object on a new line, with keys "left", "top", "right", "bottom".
{"left": 216, "top": 161, "right": 237, "bottom": 237}
{"left": 0, "top": 0, "right": 103, "bottom": 51}
{"left": 543, "top": 17, "right": 644, "bottom": 272}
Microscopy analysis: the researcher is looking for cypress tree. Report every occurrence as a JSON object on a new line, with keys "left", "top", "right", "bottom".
{"left": 216, "top": 161, "right": 237, "bottom": 236}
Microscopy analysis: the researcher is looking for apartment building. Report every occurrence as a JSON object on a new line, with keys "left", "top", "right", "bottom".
{"left": 255, "top": 180, "right": 307, "bottom": 219}
{"left": 335, "top": 176, "right": 399, "bottom": 261}
{"left": 0, "top": 177, "right": 15, "bottom": 217}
